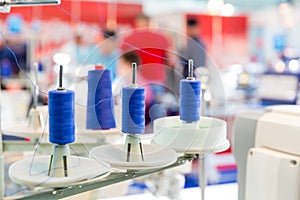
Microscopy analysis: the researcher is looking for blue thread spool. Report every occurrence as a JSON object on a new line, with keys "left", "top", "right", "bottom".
{"left": 122, "top": 62, "right": 145, "bottom": 162}
{"left": 180, "top": 59, "right": 201, "bottom": 122}
{"left": 122, "top": 87, "right": 145, "bottom": 134}
{"left": 86, "top": 69, "right": 116, "bottom": 129}
{"left": 48, "top": 90, "right": 75, "bottom": 145}
{"left": 1, "top": 59, "right": 12, "bottom": 78}
{"left": 180, "top": 79, "right": 201, "bottom": 122}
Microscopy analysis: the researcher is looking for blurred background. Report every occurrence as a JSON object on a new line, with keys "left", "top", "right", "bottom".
{"left": 1, "top": 0, "right": 300, "bottom": 199}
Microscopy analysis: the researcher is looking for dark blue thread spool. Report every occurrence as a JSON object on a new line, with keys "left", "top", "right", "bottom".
{"left": 86, "top": 69, "right": 116, "bottom": 130}
{"left": 122, "top": 87, "right": 145, "bottom": 134}
{"left": 180, "top": 79, "right": 201, "bottom": 122}
{"left": 49, "top": 90, "right": 75, "bottom": 145}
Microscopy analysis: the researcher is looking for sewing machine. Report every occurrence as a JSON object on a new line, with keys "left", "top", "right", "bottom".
{"left": 233, "top": 105, "right": 300, "bottom": 200}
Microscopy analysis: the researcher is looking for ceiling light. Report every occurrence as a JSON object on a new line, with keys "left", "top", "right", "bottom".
{"left": 207, "top": 0, "right": 224, "bottom": 14}
{"left": 221, "top": 3, "right": 235, "bottom": 16}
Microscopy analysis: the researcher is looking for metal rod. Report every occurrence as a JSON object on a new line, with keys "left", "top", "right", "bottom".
{"left": 188, "top": 59, "right": 194, "bottom": 78}
{"left": 48, "top": 155, "right": 54, "bottom": 176}
{"left": 0, "top": 62, "right": 4, "bottom": 199}
{"left": 200, "top": 84, "right": 206, "bottom": 116}
{"left": 15, "top": 155, "right": 196, "bottom": 200}
{"left": 139, "top": 142, "right": 144, "bottom": 161}
{"left": 58, "top": 65, "right": 63, "bottom": 89}
{"left": 126, "top": 143, "right": 131, "bottom": 162}
{"left": 0, "top": 153, "right": 3, "bottom": 199}
{"left": 1, "top": 0, "right": 60, "bottom": 7}
{"left": 132, "top": 62, "right": 137, "bottom": 85}
{"left": 33, "top": 62, "right": 38, "bottom": 109}
{"left": 199, "top": 156, "right": 206, "bottom": 200}
{"left": 63, "top": 156, "right": 68, "bottom": 177}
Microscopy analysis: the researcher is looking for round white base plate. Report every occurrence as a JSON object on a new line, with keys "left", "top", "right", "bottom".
{"left": 9, "top": 155, "right": 110, "bottom": 187}
{"left": 89, "top": 144, "right": 177, "bottom": 170}
{"left": 170, "top": 141, "right": 230, "bottom": 154}
{"left": 153, "top": 116, "right": 230, "bottom": 154}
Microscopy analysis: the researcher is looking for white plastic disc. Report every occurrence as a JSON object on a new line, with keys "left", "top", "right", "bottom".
{"left": 9, "top": 155, "right": 110, "bottom": 187}
{"left": 89, "top": 144, "right": 177, "bottom": 170}
{"left": 153, "top": 116, "right": 230, "bottom": 154}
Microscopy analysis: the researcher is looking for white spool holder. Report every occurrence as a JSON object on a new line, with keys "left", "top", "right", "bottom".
{"left": 9, "top": 154, "right": 110, "bottom": 187}
{"left": 124, "top": 134, "right": 144, "bottom": 162}
{"left": 121, "top": 62, "right": 146, "bottom": 164}
{"left": 48, "top": 144, "right": 71, "bottom": 177}
{"left": 90, "top": 144, "right": 177, "bottom": 170}
{"left": 153, "top": 116, "right": 230, "bottom": 154}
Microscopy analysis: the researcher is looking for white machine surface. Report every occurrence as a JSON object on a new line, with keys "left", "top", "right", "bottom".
{"left": 153, "top": 116, "right": 229, "bottom": 154}
{"left": 233, "top": 105, "right": 300, "bottom": 200}
{"left": 104, "top": 183, "right": 238, "bottom": 200}
{"left": 246, "top": 147, "right": 300, "bottom": 200}
{"left": 257, "top": 74, "right": 299, "bottom": 103}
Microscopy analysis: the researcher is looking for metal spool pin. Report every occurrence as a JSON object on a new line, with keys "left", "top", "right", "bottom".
{"left": 0, "top": 0, "right": 61, "bottom": 13}
{"left": 125, "top": 62, "right": 145, "bottom": 162}
{"left": 186, "top": 59, "right": 206, "bottom": 200}
{"left": 48, "top": 65, "right": 71, "bottom": 177}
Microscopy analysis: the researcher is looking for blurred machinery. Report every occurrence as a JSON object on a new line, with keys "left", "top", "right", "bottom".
{"left": 258, "top": 47, "right": 300, "bottom": 105}
{"left": 257, "top": 72, "right": 299, "bottom": 105}
{"left": 233, "top": 105, "right": 300, "bottom": 200}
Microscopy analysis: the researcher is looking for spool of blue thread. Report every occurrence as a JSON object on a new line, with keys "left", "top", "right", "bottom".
{"left": 1, "top": 59, "right": 12, "bottom": 78}
{"left": 180, "top": 79, "right": 201, "bottom": 122}
{"left": 86, "top": 69, "right": 116, "bottom": 130}
{"left": 122, "top": 87, "right": 145, "bottom": 134}
{"left": 48, "top": 90, "right": 75, "bottom": 145}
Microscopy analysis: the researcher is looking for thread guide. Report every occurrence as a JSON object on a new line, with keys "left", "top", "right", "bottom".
{"left": 33, "top": 62, "right": 39, "bottom": 109}
{"left": 28, "top": 62, "right": 45, "bottom": 130}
